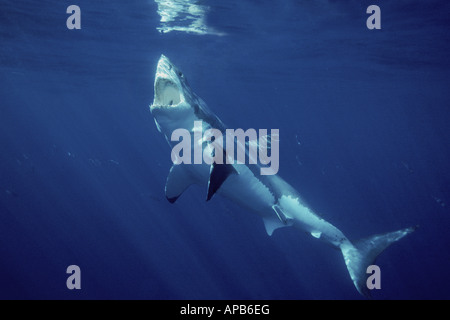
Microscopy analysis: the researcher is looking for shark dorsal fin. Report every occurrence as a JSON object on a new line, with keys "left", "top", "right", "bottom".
{"left": 165, "top": 164, "right": 196, "bottom": 203}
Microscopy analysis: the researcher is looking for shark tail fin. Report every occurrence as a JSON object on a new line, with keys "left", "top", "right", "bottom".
{"left": 340, "top": 226, "right": 417, "bottom": 298}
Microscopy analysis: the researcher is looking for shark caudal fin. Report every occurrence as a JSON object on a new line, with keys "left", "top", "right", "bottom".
{"left": 340, "top": 226, "right": 417, "bottom": 298}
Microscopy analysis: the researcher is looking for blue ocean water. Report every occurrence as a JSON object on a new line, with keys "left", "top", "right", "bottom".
{"left": 1, "top": 0, "right": 449, "bottom": 300}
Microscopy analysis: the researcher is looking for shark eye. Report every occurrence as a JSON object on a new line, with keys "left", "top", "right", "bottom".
{"left": 178, "top": 71, "right": 183, "bottom": 78}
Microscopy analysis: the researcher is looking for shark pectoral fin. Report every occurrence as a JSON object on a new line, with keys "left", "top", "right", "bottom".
{"left": 154, "top": 118, "right": 162, "bottom": 133}
{"left": 165, "top": 164, "right": 196, "bottom": 203}
{"left": 206, "top": 162, "right": 238, "bottom": 201}
{"left": 263, "top": 217, "right": 287, "bottom": 236}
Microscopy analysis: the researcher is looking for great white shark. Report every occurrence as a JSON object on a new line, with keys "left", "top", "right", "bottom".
{"left": 149, "top": 55, "right": 415, "bottom": 298}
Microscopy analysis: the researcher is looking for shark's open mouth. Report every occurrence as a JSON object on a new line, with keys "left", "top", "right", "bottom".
{"left": 154, "top": 78, "right": 182, "bottom": 107}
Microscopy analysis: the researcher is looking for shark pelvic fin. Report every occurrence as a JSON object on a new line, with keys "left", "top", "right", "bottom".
{"left": 263, "top": 218, "right": 284, "bottom": 236}
{"left": 272, "top": 204, "right": 289, "bottom": 224}
{"left": 206, "top": 162, "right": 238, "bottom": 201}
{"left": 263, "top": 205, "right": 294, "bottom": 236}
{"left": 263, "top": 217, "right": 287, "bottom": 236}
{"left": 165, "top": 164, "right": 196, "bottom": 203}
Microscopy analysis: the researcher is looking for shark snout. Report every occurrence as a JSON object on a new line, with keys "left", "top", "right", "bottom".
{"left": 156, "top": 54, "right": 172, "bottom": 76}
